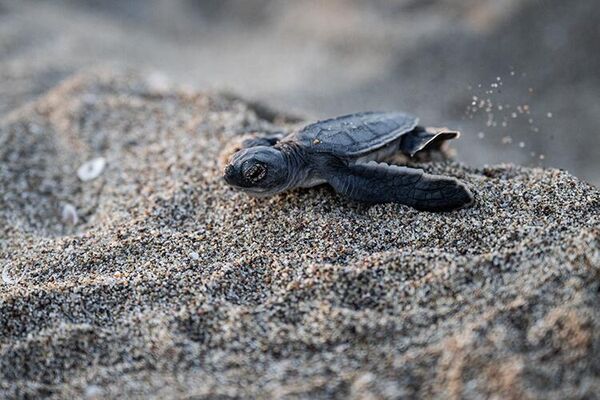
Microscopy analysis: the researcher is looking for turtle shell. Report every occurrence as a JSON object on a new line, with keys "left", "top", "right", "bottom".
{"left": 294, "top": 111, "right": 418, "bottom": 157}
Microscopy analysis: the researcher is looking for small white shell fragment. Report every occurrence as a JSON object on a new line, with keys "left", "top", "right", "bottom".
{"left": 189, "top": 251, "right": 200, "bottom": 260}
{"left": 77, "top": 157, "right": 106, "bottom": 181}
{"left": 84, "top": 384, "right": 104, "bottom": 399}
{"left": 146, "top": 71, "right": 171, "bottom": 92}
{"left": 2, "top": 264, "right": 23, "bottom": 285}
{"left": 62, "top": 203, "right": 78, "bottom": 226}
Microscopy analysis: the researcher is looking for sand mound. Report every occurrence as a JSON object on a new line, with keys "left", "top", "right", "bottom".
{"left": 0, "top": 70, "right": 599, "bottom": 399}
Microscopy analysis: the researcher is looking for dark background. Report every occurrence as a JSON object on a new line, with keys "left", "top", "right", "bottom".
{"left": 1, "top": 0, "right": 598, "bottom": 184}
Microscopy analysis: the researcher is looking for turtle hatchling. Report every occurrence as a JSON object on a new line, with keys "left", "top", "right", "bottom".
{"left": 223, "top": 112, "right": 473, "bottom": 212}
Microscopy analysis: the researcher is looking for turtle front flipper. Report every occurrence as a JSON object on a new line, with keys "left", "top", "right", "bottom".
{"left": 325, "top": 161, "right": 473, "bottom": 212}
{"left": 241, "top": 132, "right": 285, "bottom": 148}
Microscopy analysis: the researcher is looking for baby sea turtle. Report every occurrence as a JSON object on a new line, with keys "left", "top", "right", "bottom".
{"left": 223, "top": 112, "right": 473, "bottom": 212}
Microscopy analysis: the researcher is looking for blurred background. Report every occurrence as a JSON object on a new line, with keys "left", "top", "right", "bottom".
{"left": 1, "top": 0, "right": 598, "bottom": 184}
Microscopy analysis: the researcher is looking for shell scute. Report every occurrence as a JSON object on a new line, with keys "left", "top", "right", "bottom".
{"left": 294, "top": 111, "right": 418, "bottom": 156}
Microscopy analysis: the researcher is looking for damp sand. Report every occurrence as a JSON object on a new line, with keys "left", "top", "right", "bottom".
{"left": 0, "top": 70, "right": 599, "bottom": 399}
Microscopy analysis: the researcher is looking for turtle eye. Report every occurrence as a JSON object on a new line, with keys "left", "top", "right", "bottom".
{"left": 244, "top": 162, "right": 267, "bottom": 183}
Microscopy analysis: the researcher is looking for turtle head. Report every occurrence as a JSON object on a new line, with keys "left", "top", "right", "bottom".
{"left": 223, "top": 146, "right": 290, "bottom": 196}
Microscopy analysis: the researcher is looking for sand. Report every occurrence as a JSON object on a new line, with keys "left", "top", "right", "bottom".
{"left": 0, "top": 69, "right": 599, "bottom": 399}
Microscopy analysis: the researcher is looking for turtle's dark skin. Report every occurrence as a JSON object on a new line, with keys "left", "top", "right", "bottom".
{"left": 223, "top": 112, "right": 474, "bottom": 212}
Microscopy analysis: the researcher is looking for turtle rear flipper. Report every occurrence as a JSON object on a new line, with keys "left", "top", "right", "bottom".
{"left": 325, "top": 161, "right": 473, "bottom": 212}
{"left": 400, "top": 127, "right": 460, "bottom": 158}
